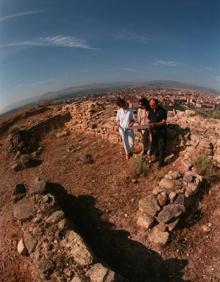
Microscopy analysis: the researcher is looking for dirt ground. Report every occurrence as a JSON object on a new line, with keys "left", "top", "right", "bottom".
{"left": 0, "top": 126, "right": 220, "bottom": 282}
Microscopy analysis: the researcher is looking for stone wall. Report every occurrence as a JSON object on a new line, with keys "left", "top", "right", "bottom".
{"left": 9, "top": 111, "right": 71, "bottom": 171}
{"left": 13, "top": 178, "right": 125, "bottom": 282}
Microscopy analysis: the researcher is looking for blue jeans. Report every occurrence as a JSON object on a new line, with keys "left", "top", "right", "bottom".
{"left": 119, "top": 128, "right": 135, "bottom": 155}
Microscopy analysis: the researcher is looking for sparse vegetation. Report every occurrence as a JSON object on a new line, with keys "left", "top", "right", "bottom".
{"left": 128, "top": 155, "right": 149, "bottom": 178}
{"left": 196, "top": 109, "right": 220, "bottom": 120}
{"left": 8, "top": 125, "right": 21, "bottom": 135}
{"left": 193, "top": 153, "right": 218, "bottom": 180}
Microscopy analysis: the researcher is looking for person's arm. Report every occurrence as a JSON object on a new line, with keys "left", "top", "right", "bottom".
{"left": 115, "top": 110, "right": 120, "bottom": 131}
{"left": 150, "top": 109, "right": 167, "bottom": 128}
{"left": 128, "top": 110, "right": 135, "bottom": 128}
{"left": 150, "top": 119, "right": 166, "bottom": 128}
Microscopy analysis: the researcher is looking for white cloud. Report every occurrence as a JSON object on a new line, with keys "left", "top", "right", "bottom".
{"left": 0, "top": 9, "right": 46, "bottom": 22}
{"left": 205, "top": 66, "right": 215, "bottom": 72}
{"left": 0, "top": 35, "right": 95, "bottom": 50}
{"left": 155, "top": 60, "right": 177, "bottom": 67}
{"left": 115, "top": 31, "right": 149, "bottom": 43}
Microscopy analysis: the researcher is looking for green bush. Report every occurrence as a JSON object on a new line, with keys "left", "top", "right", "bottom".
{"left": 193, "top": 153, "right": 218, "bottom": 180}
{"left": 8, "top": 125, "right": 21, "bottom": 135}
{"left": 129, "top": 155, "right": 149, "bottom": 178}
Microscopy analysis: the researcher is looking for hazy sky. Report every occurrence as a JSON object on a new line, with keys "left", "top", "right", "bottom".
{"left": 0, "top": 0, "right": 220, "bottom": 111}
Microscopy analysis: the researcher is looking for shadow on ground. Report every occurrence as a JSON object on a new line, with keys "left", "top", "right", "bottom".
{"left": 47, "top": 183, "right": 189, "bottom": 282}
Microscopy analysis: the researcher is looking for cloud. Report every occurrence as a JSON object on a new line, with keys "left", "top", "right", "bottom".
{"left": 115, "top": 31, "right": 149, "bottom": 43}
{"left": 215, "top": 76, "right": 220, "bottom": 81}
{"left": 15, "top": 79, "right": 54, "bottom": 89}
{"left": 205, "top": 66, "right": 215, "bottom": 72}
{"left": 0, "top": 9, "right": 46, "bottom": 22}
{"left": 155, "top": 60, "right": 177, "bottom": 67}
{"left": 0, "top": 35, "right": 95, "bottom": 50}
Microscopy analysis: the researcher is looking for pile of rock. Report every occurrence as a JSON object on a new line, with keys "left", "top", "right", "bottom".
{"left": 168, "top": 110, "right": 220, "bottom": 168}
{"left": 137, "top": 170, "right": 204, "bottom": 246}
{"left": 13, "top": 177, "right": 125, "bottom": 281}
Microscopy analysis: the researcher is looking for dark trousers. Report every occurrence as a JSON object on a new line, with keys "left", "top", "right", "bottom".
{"left": 151, "top": 128, "right": 166, "bottom": 165}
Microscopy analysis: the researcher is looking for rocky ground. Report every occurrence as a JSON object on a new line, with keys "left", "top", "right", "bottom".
{"left": 0, "top": 99, "right": 220, "bottom": 282}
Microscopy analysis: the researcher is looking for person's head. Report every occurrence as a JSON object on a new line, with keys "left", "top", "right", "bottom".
{"left": 139, "top": 98, "right": 149, "bottom": 110}
{"left": 149, "top": 98, "right": 159, "bottom": 110}
{"left": 116, "top": 97, "right": 127, "bottom": 109}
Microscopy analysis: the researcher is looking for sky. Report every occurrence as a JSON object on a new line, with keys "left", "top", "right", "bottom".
{"left": 0, "top": 0, "right": 220, "bottom": 112}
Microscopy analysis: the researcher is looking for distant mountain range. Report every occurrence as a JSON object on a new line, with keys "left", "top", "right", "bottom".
{"left": 1, "top": 80, "right": 219, "bottom": 115}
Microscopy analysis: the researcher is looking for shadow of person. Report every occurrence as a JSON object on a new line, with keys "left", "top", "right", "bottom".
{"left": 47, "top": 183, "right": 189, "bottom": 282}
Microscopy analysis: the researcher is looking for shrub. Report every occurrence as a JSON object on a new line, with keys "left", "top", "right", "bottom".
{"left": 8, "top": 125, "right": 21, "bottom": 135}
{"left": 193, "top": 153, "right": 218, "bottom": 180}
{"left": 128, "top": 155, "right": 149, "bottom": 178}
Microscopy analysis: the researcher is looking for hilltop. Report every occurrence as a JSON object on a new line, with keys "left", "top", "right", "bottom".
{"left": 0, "top": 91, "right": 219, "bottom": 282}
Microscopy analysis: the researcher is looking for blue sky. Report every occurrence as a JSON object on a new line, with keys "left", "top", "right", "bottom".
{"left": 0, "top": 0, "right": 220, "bottom": 111}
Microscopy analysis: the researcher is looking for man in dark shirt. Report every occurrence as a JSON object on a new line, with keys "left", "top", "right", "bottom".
{"left": 148, "top": 98, "right": 167, "bottom": 167}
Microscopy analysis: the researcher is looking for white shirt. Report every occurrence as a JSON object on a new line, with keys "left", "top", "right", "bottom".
{"left": 116, "top": 108, "right": 134, "bottom": 130}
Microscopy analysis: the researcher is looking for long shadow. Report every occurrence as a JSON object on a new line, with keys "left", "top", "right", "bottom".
{"left": 47, "top": 183, "right": 189, "bottom": 282}
{"left": 165, "top": 124, "right": 190, "bottom": 165}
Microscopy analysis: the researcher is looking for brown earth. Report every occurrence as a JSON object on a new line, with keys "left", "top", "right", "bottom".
{"left": 0, "top": 114, "right": 220, "bottom": 281}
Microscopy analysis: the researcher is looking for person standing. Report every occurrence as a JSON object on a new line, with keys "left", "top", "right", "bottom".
{"left": 148, "top": 98, "right": 167, "bottom": 167}
{"left": 115, "top": 97, "right": 135, "bottom": 160}
{"left": 137, "top": 98, "right": 151, "bottom": 155}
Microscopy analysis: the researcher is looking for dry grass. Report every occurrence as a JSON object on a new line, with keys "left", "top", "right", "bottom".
{"left": 193, "top": 153, "right": 218, "bottom": 180}
{"left": 128, "top": 155, "right": 149, "bottom": 178}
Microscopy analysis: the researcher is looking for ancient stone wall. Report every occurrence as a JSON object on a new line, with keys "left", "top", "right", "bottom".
{"left": 13, "top": 177, "right": 125, "bottom": 282}
{"left": 9, "top": 111, "right": 71, "bottom": 171}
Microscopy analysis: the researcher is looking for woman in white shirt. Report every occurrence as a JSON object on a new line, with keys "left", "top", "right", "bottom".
{"left": 115, "top": 97, "right": 135, "bottom": 160}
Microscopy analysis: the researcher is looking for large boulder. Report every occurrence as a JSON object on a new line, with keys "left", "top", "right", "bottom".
{"left": 138, "top": 196, "right": 160, "bottom": 217}
{"left": 157, "top": 204, "right": 185, "bottom": 224}
{"left": 62, "top": 230, "right": 94, "bottom": 266}
{"left": 13, "top": 198, "right": 35, "bottom": 221}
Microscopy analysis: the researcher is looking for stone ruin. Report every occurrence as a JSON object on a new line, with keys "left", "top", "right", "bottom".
{"left": 63, "top": 101, "right": 220, "bottom": 246}
{"left": 13, "top": 177, "right": 126, "bottom": 282}
{"left": 9, "top": 111, "right": 71, "bottom": 171}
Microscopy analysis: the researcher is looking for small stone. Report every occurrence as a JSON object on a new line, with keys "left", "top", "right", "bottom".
{"left": 13, "top": 198, "right": 35, "bottom": 221}
{"left": 30, "top": 177, "right": 47, "bottom": 195}
{"left": 131, "top": 178, "right": 139, "bottom": 184}
{"left": 17, "top": 239, "right": 27, "bottom": 255}
{"left": 137, "top": 214, "right": 154, "bottom": 230}
{"left": 46, "top": 210, "right": 64, "bottom": 224}
{"left": 57, "top": 218, "right": 70, "bottom": 230}
{"left": 157, "top": 192, "right": 169, "bottom": 207}
{"left": 174, "top": 194, "right": 185, "bottom": 205}
{"left": 167, "top": 218, "right": 179, "bottom": 231}
{"left": 159, "top": 178, "right": 175, "bottom": 190}
{"left": 82, "top": 154, "right": 93, "bottom": 164}
{"left": 166, "top": 170, "right": 181, "bottom": 180}
{"left": 157, "top": 222, "right": 167, "bottom": 232}
{"left": 24, "top": 232, "right": 37, "bottom": 254}
{"left": 71, "top": 276, "right": 83, "bottom": 282}
{"left": 37, "top": 258, "right": 55, "bottom": 279}
{"left": 169, "top": 191, "right": 177, "bottom": 202}
{"left": 13, "top": 184, "right": 26, "bottom": 195}
{"left": 148, "top": 227, "right": 169, "bottom": 246}
{"left": 86, "top": 263, "right": 115, "bottom": 282}
{"left": 201, "top": 224, "right": 211, "bottom": 233}
{"left": 12, "top": 161, "right": 21, "bottom": 171}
